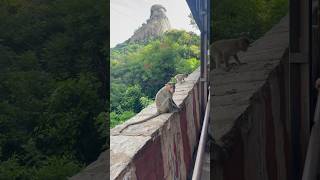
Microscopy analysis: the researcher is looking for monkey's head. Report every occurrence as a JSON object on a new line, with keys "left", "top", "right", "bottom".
{"left": 165, "top": 82, "right": 176, "bottom": 94}
{"left": 239, "top": 37, "right": 250, "bottom": 52}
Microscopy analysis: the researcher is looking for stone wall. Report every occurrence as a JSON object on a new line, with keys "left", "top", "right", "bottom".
{"left": 69, "top": 150, "right": 109, "bottom": 180}
{"left": 110, "top": 68, "right": 202, "bottom": 180}
{"left": 209, "top": 15, "right": 291, "bottom": 180}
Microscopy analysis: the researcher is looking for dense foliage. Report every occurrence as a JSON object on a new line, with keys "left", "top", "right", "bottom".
{"left": 111, "top": 0, "right": 288, "bottom": 128}
{"left": 0, "top": 0, "right": 107, "bottom": 179}
{"left": 211, "top": 0, "right": 288, "bottom": 41}
{"left": 110, "top": 30, "right": 200, "bottom": 127}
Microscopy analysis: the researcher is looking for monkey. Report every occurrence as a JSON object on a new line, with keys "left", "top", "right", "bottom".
{"left": 175, "top": 73, "right": 188, "bottom": 84}
{"left": 209, "top": 37, "right": 250, "bottom": 71}
{"left": 119, "top": 82, "right": 180, "bottom": 133}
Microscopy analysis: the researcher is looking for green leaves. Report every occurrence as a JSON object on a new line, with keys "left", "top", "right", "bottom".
{"left": 211, "top": 0, "right": 288, "bottom": 41}
{"left": 110, "top": 111, "right": 136, "bottom": 128}
{"left": 0, "top": 154, "right": 83, "bottom": 180}
{"left": 0, "top": 155, "right": 32, "bottom": 180}
{"left": 139, "top": 97, "right": 153, "bottom": 109}
{"left": 0, "top": 0, "right": 107, "bottom": 178}
{"left": 110, "top": 30, "right": 200, "bottom": 127}
{"left": 33, "top": 156, "right": 83, "bottom": 180}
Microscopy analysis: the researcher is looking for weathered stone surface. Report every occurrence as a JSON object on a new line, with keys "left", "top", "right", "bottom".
{"left": 211, "top": 104, "right": 249, "bottom": 141}
{"left": 110, "top": 136, "right": 150, "bottom": 179}
{"left": 211, "top": 70, "right": 269, "bottom": 86}
{"left": 129, "top": 4, "right": 171, "bottom": 43}
{"left": 212, "top": 90, "right": 256, "bottom": 107}
{"left": 111, "top": 105, "right": 171, "bottom": 136}
{"left": 209, "top": 15, "right": 290, "bottom": 180}
{"left": 209, "top": 15, "right": 289, "bottom": 144}
{"left": 212, "top": 80, "right": 265, "bottom": 96}
{"left": 69, "top": 150, "right": 108, "bottom": 180}
{"left": 110, "top": 68, "right": 201, "bottom": 180}
{"left": 210, "top": 59, "right": 280, "bottom": 77}
{"left": 111, "top": 68, "right": 200, "bottom": 137}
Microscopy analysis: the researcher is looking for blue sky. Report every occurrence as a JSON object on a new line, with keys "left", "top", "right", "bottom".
{"left": 110, "top": 0, "right": 200, "bottom": 48}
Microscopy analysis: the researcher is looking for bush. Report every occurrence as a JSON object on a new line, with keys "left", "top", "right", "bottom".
{"left": 34, "top": 156, "right": 83, "bottom": 180}
{"left": 0, "top": 155, "right": 33, "bottom": 180}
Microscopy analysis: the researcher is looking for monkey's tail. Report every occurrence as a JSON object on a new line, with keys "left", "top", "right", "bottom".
{"left": 119, "top": 112, "right": 160, "bottom": 133}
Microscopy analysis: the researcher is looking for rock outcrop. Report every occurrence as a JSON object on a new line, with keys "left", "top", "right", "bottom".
{"left": 129, "top": 4, "right": 171, "bottom": 43}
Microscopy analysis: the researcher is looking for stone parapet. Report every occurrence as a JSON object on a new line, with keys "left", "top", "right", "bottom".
{"left": 209, "top": 15, "right": 290, "bottom": 180}
{"left": 110, "top": 68, "right": 202, "bottom": 180}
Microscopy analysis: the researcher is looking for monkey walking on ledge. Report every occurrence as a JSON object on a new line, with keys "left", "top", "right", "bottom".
{"left": 210, "top": 37, "right": 250, "bottom": 71}
{"left": 119, "top": 82, "right": 181, "bottom": 133}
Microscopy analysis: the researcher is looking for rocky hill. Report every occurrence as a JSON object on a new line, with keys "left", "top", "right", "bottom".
{"left": 128, "top": 4, "right": 171, "bottom": 43}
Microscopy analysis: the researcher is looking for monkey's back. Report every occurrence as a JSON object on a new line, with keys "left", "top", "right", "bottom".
{"left": 155, "top": 87, "right": 171, "bottom": 108}
{"left": 210, "top": 38, "right": 242, "bottom": 56}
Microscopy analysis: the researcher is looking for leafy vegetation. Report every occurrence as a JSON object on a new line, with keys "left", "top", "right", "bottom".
{"left": 111, "top": 0, "right": 288, "bottom": 128}
{"left": 211, "top": 0, "right": 288, "bottom": 41}
{"left": 0, "top": 0, "right": 107, "bottom": 179}
{"left": 110, "top": 30, "right": 200, "bottom": 128}
{"left": 0, "top": 0, "right": 288, "bottom": 177}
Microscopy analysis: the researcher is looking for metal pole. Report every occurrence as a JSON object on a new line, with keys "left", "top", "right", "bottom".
{"left": 203, "top": 0, "right": 208, "bottom": 106}
{"left": 200, "top": 0, "right": 209, "bottom": 122}
{"left": 192, "top": 93, "right": 210, "bottom": 180}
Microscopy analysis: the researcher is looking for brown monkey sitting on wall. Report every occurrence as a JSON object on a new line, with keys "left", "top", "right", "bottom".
{"left": 119, "top": 82, "right": 180, "bottom": 133}
{"left": 210, "top": 37, "right": 250, "bottom": 71}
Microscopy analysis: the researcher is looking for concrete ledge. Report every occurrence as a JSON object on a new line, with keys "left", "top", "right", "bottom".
{"left": 210, "top": 15, "right": 289, "bottom": 145}
{"left": 69, "top": 150, "right": 109, "bottom": 180}
{"left": 209, "top": 15, "right": 290, "bottom": 180}
{"left": 110, "top": 68, "right": 202, "bottom": 179}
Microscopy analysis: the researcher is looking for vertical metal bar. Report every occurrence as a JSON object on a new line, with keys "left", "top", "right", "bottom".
{"left": 192, "top": 93, "right": 210, "bottom": 180}
{"left": 289, "top": 0, "right": 301, "bottom": 178}
{"left": 203, "top": 0, "right": 208, "bottom": 108}
{"left": 200, "top": 0, "right": 209, "bottom": 122}
{"left": 290, "top": 64, "right": 302, "bottom": 180}
{"left": 300, "top": 0, "right": 311, "bottom": 172}
{"left": 290, "top": 0, "right": 300, "bottom": 51}
{"left": 290, "top": 0, "right": 312, "bottom": 179}
{"left": 200, "top": 0, "right": 205, "bottom": 122}
{"left": 200, "top": 37, "right": 204, "bottom": 122}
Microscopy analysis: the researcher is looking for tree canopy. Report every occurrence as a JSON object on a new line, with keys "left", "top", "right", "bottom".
{"left": 111, "top": 0, "right": 288, "bottom": 129}
{"left": 211, "top": 0, "right": 288, "bottom": 41}
{"left": 110, "top": 30, "right": 200, "bottom": 127}
{"left": 0, "top": 0, "right": 108, "bottom": 178}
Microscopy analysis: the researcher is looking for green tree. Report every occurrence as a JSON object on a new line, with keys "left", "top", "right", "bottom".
{"left": 120, "top": 85, "right": 144, "bottom": 113}
{"left": 211, "top": 0, "right": 288, "bottom": 41}
{"left": 110, "top": 30, "right": 200, "bottom": 126}
{"left": 34, "top": 156, "right": 83, "bottom": 180}
{"left": 0, "top": 0, "right": 108, "bottom": 177}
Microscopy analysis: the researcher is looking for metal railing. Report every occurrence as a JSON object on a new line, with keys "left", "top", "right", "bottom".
{"left": 302, "top": 79, "right": 320, "bottom": 180}
{"left": 192, "top": 92, "right": 210, "bottom": 180}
